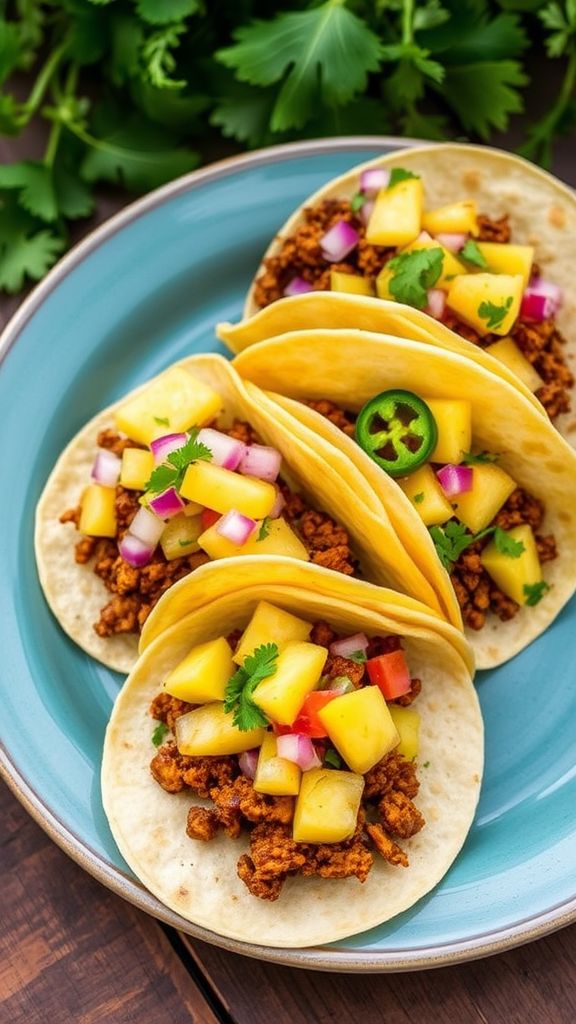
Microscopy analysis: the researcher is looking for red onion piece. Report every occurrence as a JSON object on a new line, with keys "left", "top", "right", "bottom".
{"left": 284, "top": 276, "right": 314, "bottom": 297}
{"left": 269, "top": 487, "right": 286, "bottom": 520}
{"left": 433, "top": 232, "right": 468, "bottom": 253}
{"left": 437, "top": 464, "right": 474, "bottom": 497}
{"left": 277, "top": 734, "right": 322, "bottom": 771}
{"left": 196, "top": 428, "right": 245, "bottom": 470}
{"left": 91, "top": 450, "right": 121, "bottom": 487}
{"left": 239, "top": 444, "right": 282, "bottom": 483}
{"left": 329, "top": 633, "right": 369, "bottom": 659}
{"left": 360, "top": 198, "right": 375, "bottom": 226}
{"left": 150, "top": 432, "right": 187, "bottom": 466}
{"left": 238, "top": 749, "right": 259, "bottom": 780}
{"left": 425, "top": 288, "right": 447, "bottom": 321}
{"left": 118, "top": 533, "right": 154, "bottom": 568}
{"left": 521, "top": 279, "right": 562, "bottom": 321}
{"left": 148, "top": 486, "right": 185, "bottom": 520}
{"left": 130, "top": 506, "right": 165, "bottom": 546}
{"left": 215, "top": 510, "right": 257, "bottom": 546}
{"left": 320, "top": 220, "right": 359, "bottom": 262}
{"left": 359, "top": 167, "right": 390, "bottom": 195}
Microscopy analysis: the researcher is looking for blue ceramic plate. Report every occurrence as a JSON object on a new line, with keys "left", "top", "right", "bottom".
{"left": 1, "top": 138, "right": 575, "bottom": 971}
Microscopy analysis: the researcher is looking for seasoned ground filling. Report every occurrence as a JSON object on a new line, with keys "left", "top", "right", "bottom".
{"left": 253, "top": 200, "right": 573, "bottom": 421}
{"left": 60, "top": 422, "right": 358, "bottom": 639}
{"left": 308, "top": 401, "right": 557, "bottom": 631}
{"left": 149, "top": 623, "right": 425, "bottom": 901}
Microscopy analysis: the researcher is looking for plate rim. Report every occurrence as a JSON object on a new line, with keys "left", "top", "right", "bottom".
{"left": 2, "top": 135, "right": 575, "bottom": 971}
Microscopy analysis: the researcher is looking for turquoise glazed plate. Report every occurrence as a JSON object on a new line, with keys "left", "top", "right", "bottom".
{"left": 1, "top": 138, "right": 575, "bottom": 971}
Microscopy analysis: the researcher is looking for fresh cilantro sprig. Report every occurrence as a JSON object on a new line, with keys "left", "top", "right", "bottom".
{"left": 224, "top": 643, "right": 279, "bottom": 731}
{"left": 431, "top": 521, "right": 525, "bottom": 571}
{"left": 493, "top": 527, "right": 525, "bottom": 559}
{"left": 387, "top": 168, "right": 419, "bottom": 189}
{"left": 460, "top": 240, "right": 488, "bottom": 269}
{"left": 478, "top": 297, "right": 513, "bottom": 331}
{"left": 387, "top": 248, "right": 444, "bottom": 309}
{"left": 145, "top": 429, "right": 212, "bottom": 494}
{"left": 151, "top": 721, "right": 169, "bottom": 747}
{"left": 347, "top": 649, "right": 367, "bottom": 665}
{"left": 257, "top": 517, "right": 271, "bottom": 541}
{"left": 523, "top": 581, "right": 551, "bottom": 606}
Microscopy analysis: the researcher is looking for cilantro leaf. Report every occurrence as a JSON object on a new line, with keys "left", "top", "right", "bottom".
{"left": 387, "top": 248, "right": 444, "bottom": 309}
{"left": 258, "top": 517, "right": 271, "bottom": 541}
{"left": 461, "top": 239, "right": 488, "bottom": 268}
{"left": 461, "top": 450, "right": 499, "bottom": 465}
{"left": 135, "top": 0, "right": 201, "bottom": 27}
{"left": 351, "top": 192, "right": 367, "bottom": 213}
{"left": 324, "top": 748, "right": 342, "bottom": 769}
{"left": 151, "top": 721, "right": 169, "bottom": 747}
{"left": 387, "top": 167, "right": 420, "bottom": 189}
{"left": 493, "top": 527, "right": 525, "bottom": 559}
{"left": 211, "top": 81, "right": 276, "bottom": 148}
{"left": 145, "top": 463, "right": 178, "bottom": 495}
{"left": 347, "top": 650, "right": 367, "bottom": 664}
{"left": 145, "top": 429, "right": 212, "bottom": 493}
{"left": 0, "top": 161, "right": 58, "bottom": 222}
{"left": 523, "top": 581, "right": 551, "bottom": 606}
{"left": 439, "top": 61, "right": 527, "bottom": 138}
{"left": 224, "top": 643, "right": 278, "bottom": 731}
{"left": 478, "top": 296, "right": 513, "bottom": 330}
{"left": 422, "top": 760, "right": 430, "bottom": 768}
{"left": 429, "top": 520, "right": 495, "bottom": 572}
{"left": 141, "top": 24, "right": 186, "bottom": 91}
{"left": 0, "top": 19, "right": 24, "bottom": 85}
{"left": 413, "top": 491, "right": 425, "bottom": 504}
{"left": 0, "top": 195, "right": 64, "bottom": 292}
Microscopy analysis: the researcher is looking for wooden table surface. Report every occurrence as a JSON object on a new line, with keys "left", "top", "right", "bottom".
{"left": 2, "top": 127, "right": 576, "bottom": 1022}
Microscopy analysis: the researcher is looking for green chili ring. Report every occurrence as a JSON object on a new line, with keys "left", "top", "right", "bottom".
{"left": 355, "top": 389, "right": 438, "bottom": 478}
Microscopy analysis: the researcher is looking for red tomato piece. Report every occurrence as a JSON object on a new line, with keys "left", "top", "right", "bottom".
{"left": 366, "top": 650, "right": 411, "bottom": 699}
{"left": 291, "top": 691, "right": 340, "bottom": 738}
{"left": 201, "top": 508, "right": 220, "bottom": 530}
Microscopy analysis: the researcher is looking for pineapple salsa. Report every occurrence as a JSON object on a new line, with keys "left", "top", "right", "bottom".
{"left": 149, "top": 600, "right": 425, "bottom": 901}
{"left": 60, "top": 367, "right": 357, "bottom": 641}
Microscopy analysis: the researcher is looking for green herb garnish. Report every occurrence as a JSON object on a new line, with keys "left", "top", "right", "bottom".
{"left": 387, "top": 168, "right": 419, "bottom": 189}
{"left": 429, "top": 521, "right": 495, "bottom": 572}
{"left": 460, "top": 239, "right": 488, "bottom": 269}
{"left": 151, "top": 721, "right": 169, "bottom": 747}
{"left": 351, "top": 192, "right": 366, "bottom": 213}
{"left": 493, "top": 527, "right": 525, "bottom": 559}
{"left": 347, "top": 650, "right": 367, "bottom": 665}
{"left": 413, "top": 491, "right": 425, "bottom": 504}
{"left": 145, "top": 428, "right": 212, "bottom": 494}
{"left": 179, "top": 539, "right": 193, "bottom": 547}
{"left": 422, "top": 760, "right": 430, "bottom": 769}
{"left": 523, "top": 581, "right": 551, "bottom": 606}
{"left": 478, "top": 296, "right": 513, "bottom": 330}
{"left": 387, "top": 247, "right": 444, "bottom": 309}
{"left": 153, "top": 415, "right": 170, "bottom": 427}
{"left": 324, "top": 749, "right": 342, "bottom": 769}
{"left": 224, "top": 643, "right": 278, "bottom": 731}
{"left": 258, "top": 517, "right": 271, "bottom": 541}
{"left": 461, "top": 451, "right": 499, "bottom": 465}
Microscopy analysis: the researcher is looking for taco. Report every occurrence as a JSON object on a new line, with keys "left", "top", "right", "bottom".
{"left": 102, "top": 565, "right": 482, "bottom": 948}
{"left": 242, "top": 144, "right": 575, "bottom": 444}
{"left": 231, "top": 330, "right": 576, "bottom": 669}
{"left": 35, "top": 353, "right": 453, "bottom": 674}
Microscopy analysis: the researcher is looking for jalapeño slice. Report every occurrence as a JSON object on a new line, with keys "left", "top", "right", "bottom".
{"left": 355, "top": 390, "right": 438, "bottom": 477}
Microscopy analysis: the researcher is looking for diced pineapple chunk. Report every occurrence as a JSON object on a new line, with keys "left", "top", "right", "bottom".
{"left": 365, "top": 177, "right": 423, "bottom": 246}
{"left": 234, "top": 601, "right": 311, "bottom": 666}
{"left": 485, "top": 337, "right": 543, "bottom": 393}
{"left": 452, "top": 463, "right": 516, "bottom": 533}
{"left": 252, "top": 642, "right": 327, "bottom": 725}
{"left": 180, "top": 461, "right": 276, "bottom": 519}
{"left": 175, "top": 702, "right": 265, "bottom": 755}
{"left": 425, "top": 398, "right": 472, "bottom": 465}
{"left": 164, "top": 637, "right": 234, "bottom": 703}
{"left": 293, "top": 769, "right": 364, "bottom": 843}
{"left": 160, "top": 513, "right": 203, "bottom": 560}
{"left": 476, "top": 243, "right": 534, "bottom": 289}
{"left": 79, "top": 484, "right": 117, "bottom": 537}
{"left": 318, "top": 686, "right": 400, "bottom": 774}
{"left": 120, "top": 448, "right": 154, "bottom": 490}
{"left": 253, "top": 733, "right": 301, "bottom": 796}
{"left": 330, "top": 271, "right": 374, "bottom": 296}
{"left": 388, "top": 706, "right": 420, "bottom": 760}
{"left": 375, "top": 264, "right": 394, "bottom": 301}
{"left": 480, "top": 524, "right": 543, "bottom": 605}
{"left": 422, "top": 200, "right": 478, "bottom": 236}
{"left": 198, "top": 516, "right": 309, "bottom": 562}
{"left": 403, "top": 233, "right": 467, "bottom": 289}
{"left": 447, "top": 273, "right": 523, "bottom": 336}
{"left": 398, "top": 464, "right": 453, "bottom": 526}
{"left": 114, "top": 367, "right": 223, "bottom": 446}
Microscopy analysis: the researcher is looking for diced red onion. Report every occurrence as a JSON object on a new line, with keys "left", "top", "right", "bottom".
{"left": 437, "top": 464, "right": 474, "bottom": 498}
{"left": 425, "top": 288, "right": 447, "bottom": 320}
{"left": 359, "top": 167, "right": 390, "bottom": 195}
{"left": 196, "top": 428, "right": 245, "bottom": 470}
{"left": 215, "top": 510, "right": 257, "bottom": 546}
{"left": 239, "top": 444, "right": 282, "bottom": 483}
{"left": 277, "top": 734, "right": 322, "bottom": 771}
{"left": 130, "top": 506, "right": 165, "bottom": 546}
{"left": 118, "top": 533, "right": 154, "bottom": 568}
{"left": 238, "top": 749, "right": 259, "bottom": 780}
{"left": 148, "top": 486, "right": 185, "bottom": 520}
{"left": 329, "top": 633, "right": 369, "bottom": 659}
{"left": 150, "top": 432, "right": 187, "bottom": 466}
{"left": 91, "top": 449, "right": 121, "bottom": 487}
{"left": 433, "top": 232, "right": 468, "bottom": 252}
{"left": 521, "top": 279, "right": 562, "bottom": 321}
{"left": 284, "top": 276, "right": 314, "bottom": 297}
{"left": 320, "top": 220, "right": 359, "bottom": 262}
{"left": 269, "top": 487, "right": 286, "bottom": 520}
{"left": 360, "top": 199, "right": 375, "bottom": 226}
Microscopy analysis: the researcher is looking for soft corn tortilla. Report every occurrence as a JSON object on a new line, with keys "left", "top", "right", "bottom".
{"left": 35, "top": 353, "right": 446, "bottom": 674}
{"left": 233, "top": 330, "right": 576, "bottom": 669}
{"left": 102, "top": 581, "right": 482, "bottom": 948}
{"left": 241, "top": 143, "right": 576, "bottom": 444}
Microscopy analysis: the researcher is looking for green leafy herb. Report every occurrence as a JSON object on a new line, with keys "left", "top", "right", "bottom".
{"left": 461, "top": 450, "right": 499, "bottom": 465}
{"left": 351, "top": 191, "right": 366, "bottom": 213}
{"left": 178, "top": 539, "right": 193, "bottom": 547}
{"left": 523, "top": 580, "right": 551, "bottom": 606}
{"left": 258, "top": 517, "right": 271, "bottom": 541}
{"left": 324, "top": 748, "right": 342, "bottom": 769}
{"left": 347, "top": 650, "right": 367, "bottom": 664}
{"left": 429, "top": 520, "right": 495, "bottom": 572}
{"left": 224, "top": 643, "right": 279, "bottom": 731}
{"left": 387, "top": 168, "right": 419, "bottom": 189}
{"left": 145, "top": 428, "right": 212, "bottom": 494}
{"left": 478, "top": 296, "right": 513, "bottom": 330}
{"left": 387, "top": 247, "right": 444, "bottom": 309}
{"left": 460, "top": 239, "right": 488, "bottom": 268}
{"left": 151, "top": 721, "right": 169, "bottom": 747}
{"left": 153, "top": 415, "right": 170, "bottom": 426}
{"left": 413, "top": 491, "right": 425, "bottom": 504}
{"left": 493, "top": 526, "right": 525, "bottom": 559}
{"left": 422, "top": 760, "right": 430, "bottom": 768}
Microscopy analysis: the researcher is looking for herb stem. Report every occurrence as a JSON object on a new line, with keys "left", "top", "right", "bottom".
{"left": 22, "top": 42, "right": 67, "bottom": 121}
{"left": 402, "top": 0, "right": 414, "bottom": 46}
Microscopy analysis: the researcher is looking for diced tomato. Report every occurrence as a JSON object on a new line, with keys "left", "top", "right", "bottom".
{"left": 366, "top": 650, "right": 411, "bottom": 699}
{"left": 201, "top": 508, "right": 220, "bottom": 530}
{"left": 290, "top": 690, "right": 340, "bottom": 738}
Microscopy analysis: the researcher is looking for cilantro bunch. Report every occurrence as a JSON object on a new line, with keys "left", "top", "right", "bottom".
{"left": 0, "top": 0, "right": 573, "bottom": 294}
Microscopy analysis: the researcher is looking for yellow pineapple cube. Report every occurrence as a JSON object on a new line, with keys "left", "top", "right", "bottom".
{"left": 175, "top": 702, "right": 265, "bottom": 755}
{"left": 164, "top": 637, "right": 234, "bottom": 703}
{"left": 253, "top": 733, "right": 301, "bottom": 796}
{"left": 447, "top": 273, "right": 523, "bottom": 336}
{"left": 485, "top": 337, "right": 543, "bottom": 393}
{"left": 198, "top": 516, "right": 309, "bottom": 562}
{"left": 252, "top": 642, "right": 327, "bottom": 725}
{"left": 120, "top": 448, "right": 154, "bottom": 490}
{"left": 452, "top": 463, "right": 516, "bottom": 533}
{"left": 234, "top": 601, "right": 311, "bottom": 666}
{"left": 425, "top": 398, "right": 472, "bottom": 464}
{"left": 160, "top": 513, "right": 203, "bottom": 560}
{"left": 318, "top": 686, "right": 400, "bottom": 774}
{"left": 422, "top": 200, "right": 478, "bottom": 236}
{"left": 480, "top": 524, "right": 543, "bottom": 605}
{"left": 79, "top": 484, "right": 117, "bottom": 537}
{"left": 293, "top": 769, "right": 364, "bottom": 843}
{"left": 180, "top": 461, "right": 276, "bottom": 519}
{"left": 365, "top": 176, "right": 423, "bottom": 246}
{"left": 403, "top": 234, "right": 467, "bottom": 289}
{"left": 388, "top": 706, "right": 420, "bottom": 760}
{"left": 398, "top": 464, "right": 453, "bottom": 526}
{"left": 476, "top": 243, "right": 534, "bottom": 289}
{"left": 375, "top": 263, "right": 394, "bottom": 300}
{"left": 114, "top": 367, "right": 223, "bottom": 446}
{"left": 330, "top": 271, "right": 374, "bottom": 296}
